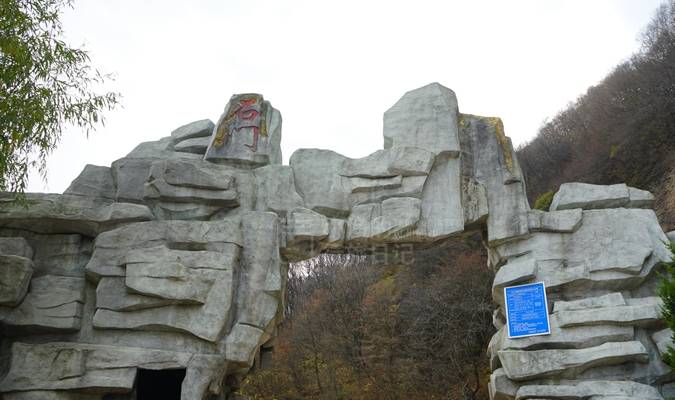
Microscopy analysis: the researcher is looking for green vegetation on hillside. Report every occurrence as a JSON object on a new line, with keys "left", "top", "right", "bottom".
{"left": 658, "top": 241, "right": 675, "bottom": 366}
{"left": 240, "top": 238, "right": 494, "bottom": 400}
{"left": 517, "top": 0, "right": 675, "bottom": 229}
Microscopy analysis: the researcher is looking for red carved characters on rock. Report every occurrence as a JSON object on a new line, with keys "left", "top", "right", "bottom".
{"left": 213, "top": 94, "right": 268, "bottom": 152}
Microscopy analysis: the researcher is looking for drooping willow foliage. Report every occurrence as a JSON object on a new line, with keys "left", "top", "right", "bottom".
{"left": 0, "top": 0, "right": 120, "bottom": 194}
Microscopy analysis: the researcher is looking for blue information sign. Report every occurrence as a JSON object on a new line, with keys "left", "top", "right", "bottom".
{"left": 504, "top": 282, "right": 551, "bottom": 338}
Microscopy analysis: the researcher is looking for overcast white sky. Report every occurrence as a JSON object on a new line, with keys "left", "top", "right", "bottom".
{"left": 27, "top": 0, "right": 664, "bottom": 192}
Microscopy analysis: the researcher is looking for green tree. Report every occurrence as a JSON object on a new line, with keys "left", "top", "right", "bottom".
{"left": 1, "top": 0, "right": 119, "bottom": 193}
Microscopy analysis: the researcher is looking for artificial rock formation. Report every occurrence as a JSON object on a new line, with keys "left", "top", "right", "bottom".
{"left": 0, "top": 83, "right": 672, "bottom": 400}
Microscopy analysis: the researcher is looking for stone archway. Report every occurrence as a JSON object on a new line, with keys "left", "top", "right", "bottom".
{"left": 0, "top": 83, "right": 671, "bottom": 400}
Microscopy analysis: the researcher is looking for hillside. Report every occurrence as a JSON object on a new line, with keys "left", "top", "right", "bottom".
{"left": 517, "top": 0, "right": 675, "bottom": 229}
{"left": 240, "top": 237, "right": 494, "bottom": 400}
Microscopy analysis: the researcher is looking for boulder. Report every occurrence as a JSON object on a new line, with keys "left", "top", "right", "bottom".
{"left": 551, "top": 183, "right": 630, "bottom": 211}
{"left": 64, "top": 164, "right": 116, "bottom": 199}
{"left": 325, "top": 218, "right": 346, "bottom": 249}
{"left": 492, "top": 257, "right": 537, "bottom": 303}
{"left": 143, "top": 159, "right": 239, "bottom": 220}
{"left": 253, "top": 165, "right": 304, "bottom": 216}
{"left": 0, "top": 255, "right": 33, "bottom": 306}
{"left": 555, "top": 298, "right": 662, "bottom": 328}
{"left": 462, "top": 178, "right": 489, "bottom": 226}
{"left": 350, "top": 175, "right": 426, "bottom": 206}
{"left": 0, "top": 194, "right": 153, "bottom": 236}
{"left": 93, "top": 264, "right": 235, "bottom": 342}
{"left": 498, "top": 341, "right": 648, "bottom": 381}
{"left": 338, "top": 147, "right": 434, "bottom": 178}
{"left": 160, "top": 159, "right": 234, "bottom": 190}
{"left": 347, "top": 197, "right": 421, "bottom": 242}
{"left": 0, "top": 342, "right": 204, "bottom": 393}
{"left": 0, "top": 275, "right": 85, "bottom": 332}
{"left": 236, "top": 212, "right": 282, "bottom": 333}
{"left": 96, "top": 277, "right": 180, "bottom": 311}
{"left": 651, "top": 328, "right": 672, "bottom": 357}
{"left": 226, "top": 323, "right": 266, "bottom": 366}
{"left": 411, "top": 155, "right": 464, "bottom": 240}
{"left": 290, "top": 149, "right": 351, "bottom": 217}
{"left": 628, "top": 186, "right": 656, "bottom": 208}
{"left": 89, "top": 219, "right": 242, "bottom": 254}
{"left": 111, "top": 157, "right": 154, "bottom": 203}
{"left": 286, "top": 208, "right": 329, "bottom": 243}
{"left": 488, "top": 368, "right": 519, "bottom": 400}
{"left": 290, "top": 147, "right": 432, "bottom": 221}
{"left": 204, "top": 94, "right": 282, "bottom": 167}
{"left": 126, "top": 137, "right": 173, "bottom": 158}
{"left": 0, "top": 237, "right": 33, "bottom": 259}
{"left": 349, "top": 175, "right": 402, "bottom": 193}
{"left": 553, "top": 293, "right": 627, "bottom": 312}
{"left": 171, "top": 119, "right": 215, "bottom": 142}
{"left": 174, "top": 136, "right": 211, "bottom": 154}
{"left": 86, "top": 220, "right": 241, "bottom": 342}
{"left": 550, "top": 183, "right": 655, "bottom": 211}
{"left": 383, "top": 82, "right": 460, "bottom": 156}
{"left": 499, "top": 318, "right": 634, "bottom": 351}
{"left": 124, "top": 246, "right": 238, "bottom": 304}
{"left": 460, "top": 114, "right": 530, "bottom": 244}
{"left": 491, "top": 209, "right": 671, "bottom": 292}
{"left": 29, "top": 234, "right": 91, "bottom": 278}
{"left": 515, "top": 380, "right": 663, "bottom": 400}
{"left": 527, "top": 209, "right": 583, "bottom": 233}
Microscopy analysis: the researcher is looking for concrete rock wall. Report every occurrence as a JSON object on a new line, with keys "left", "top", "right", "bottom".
{"left": 0, "top": 85, "right": 672, "bottom": 399}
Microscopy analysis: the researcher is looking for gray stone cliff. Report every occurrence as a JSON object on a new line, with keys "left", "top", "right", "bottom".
{"left": 0, "top": 85, "right": 672, "bottom": 399}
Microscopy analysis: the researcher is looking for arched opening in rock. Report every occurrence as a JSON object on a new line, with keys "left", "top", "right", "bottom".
{"left": 135, "top": 368, "right": 186, "bottom": 400}
{"left": 246, "top": 232, "right": 496, "bottom": 399}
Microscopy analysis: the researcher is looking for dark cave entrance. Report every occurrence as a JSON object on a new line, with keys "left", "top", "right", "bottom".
{"left": 135, "top": 368, "right": 186, "bottom": 400}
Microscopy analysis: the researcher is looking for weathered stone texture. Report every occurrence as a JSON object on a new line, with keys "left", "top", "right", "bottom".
{"left": 459, "top": 114, "right": 530, "bottom": 245}
{"left": 516, "top": 380, "right": 663, "bottom": 400}
{"left": 0, "top": 84, "right": 671, "bottom": 400}
{"left": 499, "top": 341, "right": 649, "bottom": 381}
{"left": 64, "top": 164, "right": 116, "bottom": 199}
{"left": 0, "top": 274, "right": 85, "bottom": 333}
{"left": 253, "top": 165, "right": 304, "bottom": 216}
{"left": 0, "top": 194, "right": 153, "bottom": 236}
{"left": 204, "top": 94, "right": 282, "bottom": 167}
{"left": 144, "top": 159, "right": 240, "bottom": 219}
{"left": 0, "top": 255, "right": 33, "bottom": 306}
{"left": 487, "top": 182, "right": 672, "bottom": 399}
{"left": 86, "top": 219, "right": 241, "bottom": 342}
{"left": 171, "top": 119, "right": 215, "bottom": 142}
{"left": 551, "top": 182, "right": 655, "bottom": 211}
{"left": 383, "top": 82, "right": 460, "bottom": 156}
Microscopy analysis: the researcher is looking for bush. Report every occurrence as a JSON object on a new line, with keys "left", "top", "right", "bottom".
{"left": 533, "top": 191, "right": 555, "bottom": 211}
{"left": 658, "top": 240, "right": 675, "bottom": 367}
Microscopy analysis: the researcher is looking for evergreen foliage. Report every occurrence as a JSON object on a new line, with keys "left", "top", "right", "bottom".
{"left": 658, "top": 240, "right": 675, "bottom": 367}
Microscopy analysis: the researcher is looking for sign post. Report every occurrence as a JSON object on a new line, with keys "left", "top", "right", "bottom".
{"left": 504, "top": 282, "right": 551, "bottom": 339}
